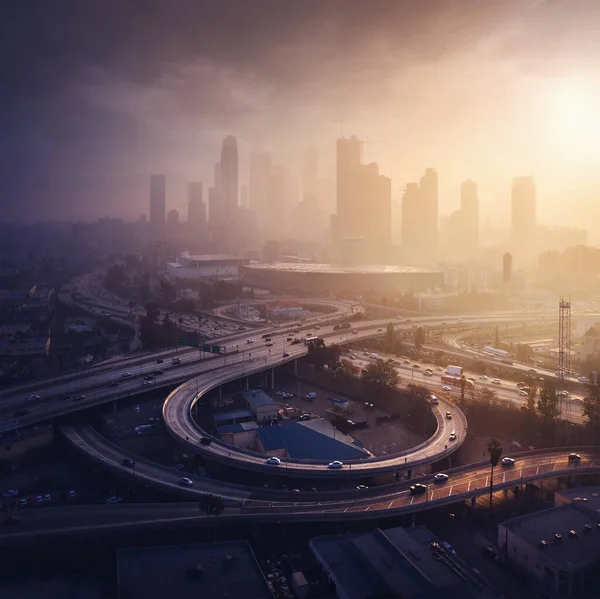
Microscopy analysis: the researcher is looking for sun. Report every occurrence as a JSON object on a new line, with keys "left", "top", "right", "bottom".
{"left": 545, "top": 81, "right": 600, "bottom": 162}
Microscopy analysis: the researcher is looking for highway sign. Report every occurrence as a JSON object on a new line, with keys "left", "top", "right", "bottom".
{"left": 200, "top": 343, "right": 226, "bottom": 354}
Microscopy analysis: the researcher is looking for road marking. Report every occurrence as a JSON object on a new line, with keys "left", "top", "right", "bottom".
{"left": 467, "top": 481, "right": 471, "bottom": 491}
{"left": 449, "top": 485, "right": 453, "bottom": 495}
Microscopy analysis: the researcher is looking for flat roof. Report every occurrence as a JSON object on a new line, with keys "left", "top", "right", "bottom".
{"left": 242, "top": 389, "right": 277, "bottom": 409}
{"left": 555, "top": 486, "right": 600, "bottom": 515}
{"left": 217, "top": 421, "right": 260, "bottom": 434}
{"left": 257, "top": 419, "right": 369, "bottom": 461}
{"left": 0, "top": 323, "right": 31, "bottom": 336}
{"left": 117, "top": 540, "right": 272, "bottom": 599}
{"left": 310, "top": 525, "right": 501, "bottom": 599}
{"left": 244, "top": 262, "right": 440, "bottom": 275}
{"left": 213, "top": 409, "right": 254, "bottom": 423}
{"left": 504, "top": 503, "right": 600, "bottom": 568}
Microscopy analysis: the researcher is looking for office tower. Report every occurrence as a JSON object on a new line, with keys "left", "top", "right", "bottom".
{"left": 460, "top": 179, "right": 479, "bottom": 248}
{"left": 401, "top": 182, "right": 421, "bottom": 248}
{"left": 336, "top": 135, "right": 362, "bottom": 238}
{"left": 419, "top": 168, "right": 439, "bottom": 250}
{"left": 303, "top": 145, "right": 318, "bottom": 206}
{"left": 503, "top": 252, "right": 513, "bottom": 285}
{"left": 361, "top": 162, "right": 392, "bottom": 260}
{"left": 149, "top": 174, "right": 166, "bottom": 242}
{"left": 511, "top": 176, "right": 536, "bottom": 250}
{"left": 187, "top": 182, "right": 206, "bottom": 227}
{"left": 240, "top": 184, "right": 249, "bottom": 209}
{"left": 220, "top": 136, "right": 238, "bottom": 218}
{"left": 266, "top": 165, "right": 287, "bottom": 241}
{"left": 166, "top": 209, "right": 180, "bottom": 241}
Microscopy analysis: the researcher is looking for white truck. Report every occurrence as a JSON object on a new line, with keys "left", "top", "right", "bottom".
{"left": 446, "top": 365, "right": 463, "bottom": 377}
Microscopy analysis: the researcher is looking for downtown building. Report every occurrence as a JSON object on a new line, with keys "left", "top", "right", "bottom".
{"left": 149, "top": 174, "right": 166, "bottom": 245}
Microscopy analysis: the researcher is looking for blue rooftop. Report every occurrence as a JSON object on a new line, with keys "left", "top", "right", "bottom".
{"left": 241, "top": 389, "right": 277, "bottom": 409}
{"left": 257, "top": 420, "right": 369, "bottom": 461}
{"left": 217, "top": 421, "right": 260, "bottom": 434}
{"left": 213, "top": 409, "right": 254, "bottom": 423}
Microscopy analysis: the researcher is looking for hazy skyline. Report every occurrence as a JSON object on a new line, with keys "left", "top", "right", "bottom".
{"left": 2, "top": 0, "right": 600, "bottom": 236}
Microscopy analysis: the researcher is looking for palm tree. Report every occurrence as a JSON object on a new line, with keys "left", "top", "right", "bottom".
{"left": 487, "top": 438, "right": 503, "bottom": 512}
{"left": 199, "top": 493, "right": 225, "bottom": 518}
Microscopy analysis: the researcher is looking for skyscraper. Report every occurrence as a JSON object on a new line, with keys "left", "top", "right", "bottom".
{"left": 149, "top": 174, "right": 166, "bottom": 242}
{"left": 511, "top": 176, "right": 536, "bottom": 248}
{"left": 336, "top": 135, "right": 362, "bottom": 239}
{"left": 460, "top": 179, "right": 479, "bottom": 248}
{"left": 401, "top": 182, "right": 421, "bottom": 248}
{"left": 187, "top": 183, "right": 206, "bottom": 226}
{"left": 419, "top": 168, "right": 438, "bottom": 251}
{"left": 220, "top": 136, "right": 238, "bottom": 217}
{"left": 166, "top": 209, "right": 180, "bottom": 241}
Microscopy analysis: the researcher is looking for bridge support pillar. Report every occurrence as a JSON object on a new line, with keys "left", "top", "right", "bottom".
{"left": 245, "top": 376, "right": 249, "bottom": 390}
{"left": 271, "top": 368, "right": 275, "bottom": 389}
{"left": 294, "top": 359, "right": 298, "bottom": 376}
{"left": 219, "top": 386, "right": 222, "bottom": 405}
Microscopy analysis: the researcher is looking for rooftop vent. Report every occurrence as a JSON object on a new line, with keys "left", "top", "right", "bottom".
{"left": 583, "top": 524, "right": 592, "bottom": 533}
{"left": 554, "top": 533, "right": 562, "bottom": 542}
{"left": 540, "top": 540, "right": 549, "bottom": 549}
{"left": 568, "top": 530, "right": 577, "bottom": 538}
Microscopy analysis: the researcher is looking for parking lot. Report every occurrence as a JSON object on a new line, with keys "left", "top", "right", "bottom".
{"left": 272, "top": 380, "right": 425, "bottom": 457}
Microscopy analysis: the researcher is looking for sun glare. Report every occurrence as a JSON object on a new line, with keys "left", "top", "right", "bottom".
{"left": 546, "top": 81, "right": 600, "bottom": 161}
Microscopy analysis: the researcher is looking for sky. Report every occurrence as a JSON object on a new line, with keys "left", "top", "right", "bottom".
{"left": 2, "top": 0, "right": 600, "bottom": 233}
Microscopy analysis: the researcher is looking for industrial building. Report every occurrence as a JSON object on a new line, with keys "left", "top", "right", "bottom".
{"left": 241, "top": 389, "right": 279, "bottom": 423}
{"left": 257, "top": 419, "right": 370, "bottom": 461}
{"left": 166, "top": 253, "right": 247, "bottom": 280}
{"left": 310, "top": 525, "right": 501, "bottom": 599}
{"left": 498, "top": 503, "right": 600, "bottom": 596}
{"left": 117, "top": 540, "right": 272, "bottom": 599}
{"left": 241, "top": 262, "right": 443, "bottom": 295}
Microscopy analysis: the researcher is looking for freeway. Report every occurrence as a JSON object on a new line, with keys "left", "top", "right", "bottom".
{"left": 3, "top": 446, "right": 598, "bottom": 542}
{"left": 1, "top": 312, "right": 561, "bottom": 434}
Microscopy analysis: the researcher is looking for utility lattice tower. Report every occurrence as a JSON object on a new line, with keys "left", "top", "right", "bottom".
{"left": 558, "top": 298, "right": 572, "bottom": 438}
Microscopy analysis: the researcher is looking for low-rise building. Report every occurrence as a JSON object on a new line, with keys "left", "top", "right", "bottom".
{"left": 166, "top": 253, "right": 247, "bottom": 280}
{"left": 498, "top": 503, "right": 600, "bottom": 596}
{"left": 0, "top": 336, "right": 49, "bottom": 357}
{"left": 554, "top": 486, "right": 600, "bottom": 515}
{"left": 242, "top": 389, "right": 278, "bottom": 423}
{"left": 217, "top": 421, "right": 259, "bottom": 450}
{"left": 310, "top": 525, "right": 501, "bottom": 599}
{"left": 117, "top": 540, "right": 272, "bottom": 599}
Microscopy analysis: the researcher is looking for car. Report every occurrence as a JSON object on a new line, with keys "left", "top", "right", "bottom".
{"left": 501, "top": 457, "right": 515, "bottom": 467}
{"left": 481, "top": 546, "right": 498, "bottom": 560}
{"left": 122, "top": 458, "right": 134, "bottom": 467}
{"left": 156, "top": 358, "right": 164, "bottom": 364}
{"left": 18, "top": 498, "right": 27, "bottom": 507}
{"left": 413, "top": 364, "right": 420, "bottom": 369}
{"left": 370, "top": 353, "right": 378, "bottom": 359}
{"left": 43, "top": 494, "right": 51, "bottom": 502}
{"left": 264, "top": 337, "right": 272, "bottom": 342}
{"left": 74, "top": 394, "right": 85, "bottom": 401}
{"left": 441, "top": 541, "right": 456, "bottom": 555}
{"left": 2, "top": 489, "right": 18, "bottom": 499}
{"left": 172, "top": 358, "right": 181, "bottom": 365}
{"left": 430, "top": 395, "right": 439, "bottom": 405}
{"left": 62, "top": 394, "right": 73, "bottom": 401}
{"left": 3, "top": 515, "right": 20, "bottom": 526}
{"left": 433, "top": 473, "right": 449, "bottom": 483}
{"left": 491, "top": 379, "right": 501, "bottom": 385}
{"left": 174, "top": 463, "right": 185, "bottom": 470}
{"left": 286, "top": 337, "right": 293, "bottom": 341}
{"left": 299, "top": 414, "right": 311, "bottom": 421}
{"left": 142, "top": 379, "right": 154, "bottom": 386}
{"left": 109, "top": 380, "right": 119, "bottom": 387}
{"left": 403, "top": 359, "right": 411, "bottom": 364}
{"left": 559, "top": 390, "right": 569, "bottom": 397}
{"left": 352, "top": 330, "right": 358, "bottom": 334}
{"left": 68, "top": 490, "right": 76, "bottom": 498}
{"left": 423, "top": 370, "right": 432, "bottom": 377}
{"left": 266, "top": 342, "right": 273, "bottom": 347}
{"left": 445, "top": 411, "right": 452, "bottom": 420}
{"left": 579, "top": 376, "right": 589, "bottom": 383}
{"left": 568, "top": 453, "right": 582, "bottom": 463}
{"left": 377, "top": 328, "right": 383, "bottom": 332}
{"left": 121, "top": 372, "right": 132, "bottom": 378}
{"left": 36, "top": 495, "right": 43, "bottom": 504}
{"left": 292, "top": 488, "right": 301, "bottom": 493}
{"left": 283, "top": 352, "right": 290, "bottom": 357}
{"left": 154, "top": 369, "right": 164, "bottom": 375}
{"left": 409, "top": 483, "right": 427, "bottom": 495}
{"left": 14, "top": 408, "right": 28, "bottom": 417}
{"left": 179, "top": 477, "right": 193, "bottom": 486}
{"left": 327, "top": 461, "right": 344, "bottom": 469}
{"left": 267, "top": 456, "right": 281, "bottom": 465}
{"left": 26, "top": 394, "right": 40, "bottom": 401}
{"left": 516, "top": 382, "right": 526, "bottom": 389}
{"left": 276, "top": 391, "right": 286, "bottom": 396}
{"left": 107, "top": 496, "right": 122, "bottom": 504}
{"left": 442, "top": 385, "right": 452, "bottom": 392}
{"left": 315, "top": 325, "right": 321, "bottom": 329}
{"left": 518, "top": 390, "right": 528, "bottom": 396}
{"left": 247, "top": 339, "right": 254, "bottom": 344}
{"left": 356, "top": 485, "right": 369, "bottom": 490}
{"left": 479, "top": 375, "right": 488, "bottom": 380}
{"left": 449, "top": 432, "right": 456, "bottom": 441}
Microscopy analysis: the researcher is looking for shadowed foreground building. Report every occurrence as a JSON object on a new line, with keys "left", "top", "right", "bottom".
{"left": 117, "top": 541, "right": 272, "bottom": 599}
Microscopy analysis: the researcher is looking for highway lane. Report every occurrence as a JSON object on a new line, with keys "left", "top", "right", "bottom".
{"left": 5, "top": 446, "right": 598, "bottom": 541}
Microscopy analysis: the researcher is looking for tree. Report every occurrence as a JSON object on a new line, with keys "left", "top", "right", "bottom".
{"left": 583, "top": 381, "right": 600, "bottom": 443}
{"left": 526, "top": 380, "right": 539, "bottom": 412}
{"left": 487, "top": 438, "right": 503, "bottom": 512}
{"left": 385, "top": 322, "right": 396, "bottom": 351}
{"left": 199, "top": 493, "right": 225, "bottom": 517}
{"left": 336, "top": 359, "right": 360, "bottom": 378}
{"left": 537, "top": 382, "right": 560, "bottom": 432}
{"left": 306, "top": 339, "right": 340, "bottom": 370}
{"left": 459, "top": 375, "right": 467, "bottom": 402}
{"left": 472, "top": 386, "right": 498, "bottom": 406}
{"left": 362, "top": 359, "right": 400, "bottom": 389}
{"left": 414, "top": 327, "right": 425, "bottom": 352}
{"left": 407, "top": 383, "right": 431, "bottom": 400}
